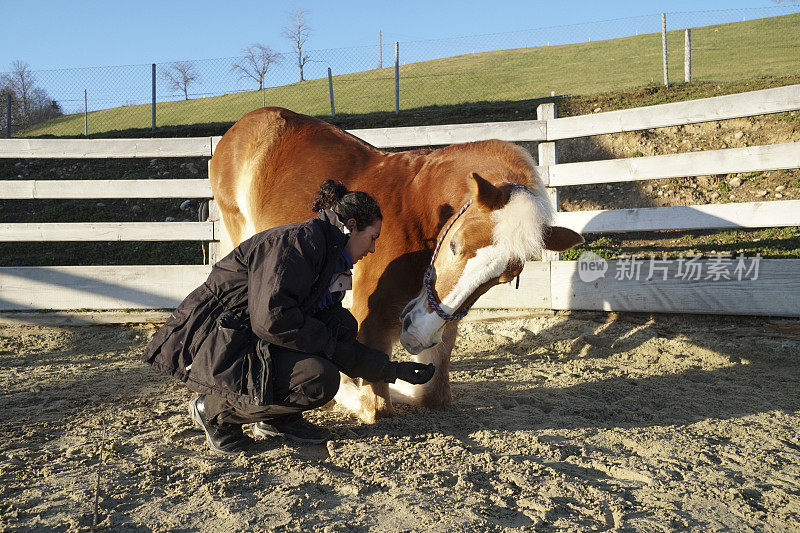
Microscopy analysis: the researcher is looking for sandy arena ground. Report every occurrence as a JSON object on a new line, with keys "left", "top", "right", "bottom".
{"left": 1, "top": 311, "right": 799, "bottom": 532}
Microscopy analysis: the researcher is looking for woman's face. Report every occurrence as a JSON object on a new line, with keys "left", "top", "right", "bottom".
{"left": 345, "top": 218, "right": 382, "bottom": 264}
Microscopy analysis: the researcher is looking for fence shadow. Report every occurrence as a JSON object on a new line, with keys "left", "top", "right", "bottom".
{"left": 353, "top": 310, "right": 800, "bottom": 441}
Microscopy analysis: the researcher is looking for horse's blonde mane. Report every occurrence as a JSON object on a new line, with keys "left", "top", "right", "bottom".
{"left": 491, "top": 183, "right": 553, "bottom": 263}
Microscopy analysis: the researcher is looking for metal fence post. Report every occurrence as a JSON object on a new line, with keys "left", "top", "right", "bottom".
{"left": 685, "top": 28, "right": 692, "bottom": 83}
{"left": 328, "top": 67, "right": 335, "bottom": 117}
{"left": 84, "top": 89, "right": 88, "bottom": 136}
{"left": 394, "top": 42, "right": 400, "bottom": 115}
{"left": 661, "top": 13, "right": 669, "bottom": 88}
{"left": 6, "top": 93, "right": 11, "bottom": 138}
{"left": 151, "top": 63, "right": 156, "bottom": 131}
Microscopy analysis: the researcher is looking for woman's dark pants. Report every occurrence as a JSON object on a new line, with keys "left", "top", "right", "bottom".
{"left": 203, "top": 347, "right": 340, "bottom": 425}
{"left": 202, "top": 305, "right": 355, "bottom": 426}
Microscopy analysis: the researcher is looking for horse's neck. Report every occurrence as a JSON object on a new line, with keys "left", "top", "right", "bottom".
{"left": 375, "top": 150, "right": 468, "bottom": 245}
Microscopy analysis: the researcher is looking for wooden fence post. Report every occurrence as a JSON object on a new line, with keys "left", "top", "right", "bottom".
{"left": 685, "top": 29, "right": 692, "bottom": 83}
{"left": 661, "top": 13, "right": 669, "bottom": 88}
{"left": 328, "top": 67, "right": 335, "bottom": 117}
{"left": 207, "top": 209, "right": 221, "bottom": 265}
{"left": 537, "top": 102, "right": 560, "bottom": 262}
{"left": 206, "top": 159, "right": 221, "bottom": 265}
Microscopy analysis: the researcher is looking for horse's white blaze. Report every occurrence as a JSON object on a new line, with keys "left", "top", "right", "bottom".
{"left": 440, "top": 244, "right": 506, "bottom": 312}
{"left": 400, "top": 186, "right": 553, "bottom": 353}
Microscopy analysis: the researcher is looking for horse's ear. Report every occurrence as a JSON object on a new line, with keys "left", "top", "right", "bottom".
{"left": 467, "top": 172, "right": 504, "bottom": 209}
{"left": 543, "top": 226, "right": 584, "bottom": 251}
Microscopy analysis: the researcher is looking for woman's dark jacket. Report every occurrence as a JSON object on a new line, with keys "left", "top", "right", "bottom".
{"left": 141, "top": 210, "right": 389, "bottom": 406}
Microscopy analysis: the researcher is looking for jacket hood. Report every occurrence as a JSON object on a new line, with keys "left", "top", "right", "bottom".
{"left": 318, "top": 209, "right": 351, "bottom": 239}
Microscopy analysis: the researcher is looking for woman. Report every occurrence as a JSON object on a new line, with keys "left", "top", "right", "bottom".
{"left": 142, "top": 180, "right": 434, "bottom": 456}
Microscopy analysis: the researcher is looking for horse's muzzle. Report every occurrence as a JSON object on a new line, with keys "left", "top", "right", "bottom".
{"left": 400, "top": 331, "right": 427, "bottom": 354}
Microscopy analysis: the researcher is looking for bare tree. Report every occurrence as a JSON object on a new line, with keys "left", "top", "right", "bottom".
{"left": 283, "top": 8, "right": 312, "bottom": 82}
{"left": 0, "top": 85, "right": 12, "bottom": 134}
{"left": 2, "top": 61, "right": 36, "bottom": 123}
{"left": 28, "top": 87, "right": 62, "bottom": 124}
{"left": 1, "top": 60, "right": 61, "bottom": 131}
{"left": 231, "top": 44, "right": 282, "bottom": 90}
{"left": 162, "top": 61, "right": 199, "bottom": 100}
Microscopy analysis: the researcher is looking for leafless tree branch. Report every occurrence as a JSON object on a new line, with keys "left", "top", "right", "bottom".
{"left": 161, "top": 60, "right": 199, "bottom": 100}
{"left": 282, "top": 8, "right": 312, "bottom": 82}
{"left": 231, "top": 44, "right": 282, "bottom": 90}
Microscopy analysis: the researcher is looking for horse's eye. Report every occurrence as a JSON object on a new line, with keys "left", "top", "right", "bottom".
{"left": 450, "top": 239, "right": 458, "bottom": 255}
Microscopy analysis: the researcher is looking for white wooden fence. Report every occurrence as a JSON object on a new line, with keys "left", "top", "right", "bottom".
{"left": 1, "top": 84, "right": 799, "bottom": 316}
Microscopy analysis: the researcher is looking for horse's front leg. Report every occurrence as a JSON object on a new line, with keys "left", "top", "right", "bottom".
{"left": 390, "top": 320, "right": 458, "bottom": 408}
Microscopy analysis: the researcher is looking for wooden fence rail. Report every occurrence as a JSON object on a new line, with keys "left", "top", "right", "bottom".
{"left": 553, "top": 200, "right": 800, "bottom": 234}
{"left": 0, "top": 178, "right": 212, "bottom": 199}
{"left": 1, "top": 84, "right": 799, "bottom": 316}
{"left": 0, "top": 222, "right": 215, "bottom": 242}
{"left": 545, "top": 142, "right": 800, "bottom": 187}
{"left": 544, "top": 84, "right": 800, "bottom": 140}
{"left": 0, "top": 137, "right": 213, "bottom": 158}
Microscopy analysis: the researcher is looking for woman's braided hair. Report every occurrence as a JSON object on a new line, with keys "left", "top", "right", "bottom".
{"left": 312, "top": 179, "right": 382, "bottom": 231}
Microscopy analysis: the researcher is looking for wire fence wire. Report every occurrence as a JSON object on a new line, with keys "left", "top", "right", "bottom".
{"left": 2, "top": 6, "right": 799, "bottom": 138}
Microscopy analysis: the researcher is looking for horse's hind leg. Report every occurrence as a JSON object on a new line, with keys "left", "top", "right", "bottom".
{"left": 333, "top": 304, "right": 398, "bottom": 423}
{"left": 333, "top": 377, "right": 394, "bottom": 424}
{"left": 390, "top": 320, "right": 457, "bottom": 408}
{"left": 360, "top": 380, "right": 393, "bottom": 423}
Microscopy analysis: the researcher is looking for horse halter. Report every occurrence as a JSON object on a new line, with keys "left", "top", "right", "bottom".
{"left": 423, "top": 182, "right": 528, "bottom": 321}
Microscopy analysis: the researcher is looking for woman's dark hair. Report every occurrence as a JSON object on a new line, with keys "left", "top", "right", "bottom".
{"left": 312, "top": 179, "right": 382, "bottom": 231}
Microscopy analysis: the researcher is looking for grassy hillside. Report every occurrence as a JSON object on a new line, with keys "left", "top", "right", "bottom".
{"left": 21, "top": 12, "right": 800, "bottom": 137}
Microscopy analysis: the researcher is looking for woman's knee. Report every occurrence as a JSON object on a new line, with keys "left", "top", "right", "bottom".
{"left": 300, "top": 356, "right": 340, "bottom": 408}
{"left": 317, "top": 357, "right": 341, "bottom": 404}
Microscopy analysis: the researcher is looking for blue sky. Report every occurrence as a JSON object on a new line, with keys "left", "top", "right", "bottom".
{"left": 1, "top": 0, "right": 796, "bottom": 71}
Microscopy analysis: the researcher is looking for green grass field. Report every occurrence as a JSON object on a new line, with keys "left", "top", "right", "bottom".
{"left": 20, "top": 12, "right": 800, "bottom": 137}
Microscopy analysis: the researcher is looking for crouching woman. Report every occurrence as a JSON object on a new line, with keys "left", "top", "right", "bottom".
{"left": 141, "top": 180, "right": 434, "bottom": 456}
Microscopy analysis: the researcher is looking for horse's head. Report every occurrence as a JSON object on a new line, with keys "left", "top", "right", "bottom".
{"left": 399, "top": 172, "right": 583, "bottom": 354}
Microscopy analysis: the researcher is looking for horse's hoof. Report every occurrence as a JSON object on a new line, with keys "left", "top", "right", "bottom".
{"left": 418, "top": 387, "right": 452, "bottom": 409}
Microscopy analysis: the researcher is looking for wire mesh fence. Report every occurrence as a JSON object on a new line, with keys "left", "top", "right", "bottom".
{"left": 2, "top": 6, "right": 798, "bottom": 138}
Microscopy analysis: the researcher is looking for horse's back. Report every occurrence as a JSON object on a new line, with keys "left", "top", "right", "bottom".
{"left": 209, "top": 107, "right": 377, "bottom": 246}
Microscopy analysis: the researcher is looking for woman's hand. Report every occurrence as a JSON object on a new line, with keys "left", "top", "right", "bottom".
{"left": 395, "top": 362, "right": 436, "bottom": 384}
{"left": 384, "top": 362, "right": 436, "bottom": 385}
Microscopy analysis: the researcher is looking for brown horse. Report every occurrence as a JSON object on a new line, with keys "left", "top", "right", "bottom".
{"left": 209, "top": 107, "right": 582, "bottom": 423}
